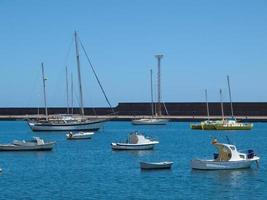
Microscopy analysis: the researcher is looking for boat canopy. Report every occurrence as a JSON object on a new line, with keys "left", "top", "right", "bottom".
{"left": 212, "top": 139, "right": 245, "bottom": 161}
{"left": 127, "top": 132, "right": 153, "bottom": 144}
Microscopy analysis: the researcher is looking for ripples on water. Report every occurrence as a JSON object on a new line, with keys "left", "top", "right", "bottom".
{"left": 0, "top": 121, "right": 266, "bottom": 200}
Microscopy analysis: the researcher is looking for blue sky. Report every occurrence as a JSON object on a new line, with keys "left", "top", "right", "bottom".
{"left": 0, "top": 0, "right": 266, "bottom": 107}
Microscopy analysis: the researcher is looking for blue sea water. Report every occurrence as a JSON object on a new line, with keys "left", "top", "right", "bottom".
{"left": 0, "top": 121, "right": 266, "bottom": 200}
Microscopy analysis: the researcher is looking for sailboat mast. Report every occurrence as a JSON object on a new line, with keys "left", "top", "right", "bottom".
{"left": 227, "top": 75, "right": 234, "bottom": 118}
{"left": 41, "top": 62, "right": 48, "bottom": 121}
{"left": 155, "top": 54, "right": 163, "bottom": 116}
{"left": 71, "top": 73, "right": 74, "bottom": 115}
{"left": 220, "top": 89, "right": 224, "bottom": 121}
{"left": 74, "top": 31, "right": 85, "bottom": 117}
{"left": 65, "top": 66, "right": 70, "bottom": 114}
{"left": 150, "top": 69, "right": 154, "bottom": 117}
{"left": 205, "top": 89, "right": 210, "bottom": 120}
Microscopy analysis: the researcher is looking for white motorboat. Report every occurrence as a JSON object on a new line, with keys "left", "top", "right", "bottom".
{"left": 111, "top": 132, "right": 159, "bottom": 150}
{"left": 66, "top": 131, "right": 94, "bottom": 139}
{"left": 132, "top": 118, "right": 168, "bottom": 125}
{"left": 0, "top": 137, "right": 55, "bottom": 151}
{"left": 140, "top": 161, "right": 173, "bottom": 170}
{"left": 191, "top": 138, "right": 260, "bottom": 170}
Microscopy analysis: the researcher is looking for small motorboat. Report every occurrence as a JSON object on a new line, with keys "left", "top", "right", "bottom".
{"left": 66, "top": 131, "right": 94, "bottom": 140}
{"left": 191, "top": 138, "right": 260, "bottom": 170}
{"left": 111, "top": 132, "right": 159, "bottom": 150}
{"left": 140, "top": 161, "right": 173, "bottom": 170}
{"left": 0, "top": 137, "right": 55, "bottom": 151}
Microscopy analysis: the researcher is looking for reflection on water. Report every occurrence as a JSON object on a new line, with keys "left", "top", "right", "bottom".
{"left": 112, "top": 149, "right": 154, "bottom": 157}
{"left": 191, "top": 168, "right": 259, "bottom": 186}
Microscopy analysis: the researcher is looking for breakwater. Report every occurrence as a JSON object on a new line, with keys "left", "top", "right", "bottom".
{"left": 1, "top": 102, "right": 267, "bottom": 121}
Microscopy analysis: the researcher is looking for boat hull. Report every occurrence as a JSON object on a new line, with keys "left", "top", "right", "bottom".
{"left": 214, "top": 124, "right": 253, "bottom": 130}
{"left": 190, "top": 124, "right": 216, "bottom": 130}
{"left": 111, "top": 143, "right": 157, "bottom": 150}
{"left": 191, "top": 159, "right": 258, "bottom": 170}
{"left": 0, "top": 142, "right": 55, "bottom": 151}
{"left": 140, "top": 161, "right": 173, "bottom": 170}
{"left": 28, "top": 120, "right": 103, "bottom": 131}
{"left": 132, "top": 119, "right": 168, "bottom": 125}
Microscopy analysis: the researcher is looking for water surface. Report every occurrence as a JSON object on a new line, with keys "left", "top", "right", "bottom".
{"left": 0, "top": 121, "right": 266, "bottom": 199}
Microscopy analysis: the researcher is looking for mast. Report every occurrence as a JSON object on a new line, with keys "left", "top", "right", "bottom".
{"left": 74, "top": 31, "right": 85, "bottom": 117}
{"left": 155, "top": 54, "right": 163, "bottom": 116}
{"left": 41, "top": 62, "right": 48, "bottom": 121}
{"left": 227, "top": 75, "right": 234, "bottom": 119}
{"left": 71, "top": 73, "right": 74, "bottom": 115}
{"left": 220, "top": 89, "right": 224, "bottom": 121}
{"left": 65, "top": 66, "right": 70, "bottom": 114}
{"left": 150, "top": 69, "right": 154, "bottom": 117}
{"left": 205, "top": 89, "right": 210, "bottom": 120}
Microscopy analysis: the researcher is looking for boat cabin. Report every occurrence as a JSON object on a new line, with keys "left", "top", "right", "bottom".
{"left": 127, "top": 132, "right": 154, "bottom": 144}
{"left": 212, "top": 139, "right": 251, "bottom": 161}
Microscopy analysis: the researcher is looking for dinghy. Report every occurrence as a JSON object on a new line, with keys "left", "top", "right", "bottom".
{"left": 66, "top": 131, "right": 94, "bottom": 139}
{"left": 0, "top": 137, "right": 55, "bottom": 151}
{"left": 140, "top": 161, "right": 173, "bottom": 170}
{"left": 111, "top": 132, "right": 159, "bottom": 150}
{"left": 191, "top": 138, "right": 260, "bottom": 170}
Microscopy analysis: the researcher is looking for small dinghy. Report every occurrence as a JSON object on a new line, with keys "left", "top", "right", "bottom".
{"left": 191, "top": 138, "right": 260, "bottom": 170}
{"left": 140, "top": 161, "right": 173, "bottom": 170}
{"left": 0, "top": 137, "right": 55, "bottom": 151}
{"left": 111, "top": 132, "right": 159, "bottom": 150}
{"left": 66, "top": 131, "right": 94, "bottom": 140}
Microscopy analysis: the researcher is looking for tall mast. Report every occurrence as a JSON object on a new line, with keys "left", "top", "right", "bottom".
{"left": 150, "top": 69, "right": 154, "bottom": 117}
{"left": 227, "top": 75, "right": 234, "bottom": 119}
{"left": 71, "top": 73, "right": 74, "bottom": 115}
{"left": 205, "top": 89, "right": 210, "bottom": 120}
{"left": 65, "top": 66, "right": 70, "bottom": 114}
{"left": 74, "top": 31, "right": 85, "bottom": 117}
{"left": 41, "top": 62, "right": 48, "bottom": 121}
{"left": 220, "top": 89, "right": 224, "bottom": 121}
{"left": 155, "top": 54, "right": 163, "bottom": 116}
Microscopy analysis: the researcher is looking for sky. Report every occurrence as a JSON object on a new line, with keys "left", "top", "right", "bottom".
{"left": 0, "top": 0, "right": 267, "bottom": 107}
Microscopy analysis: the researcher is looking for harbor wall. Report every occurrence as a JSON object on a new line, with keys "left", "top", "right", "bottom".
{"left": 0, "top": 102, "right": 267, "bottom": 116}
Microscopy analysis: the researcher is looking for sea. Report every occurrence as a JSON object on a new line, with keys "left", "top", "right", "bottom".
{"left": 0, "top": 121, "right": 266, "bottom": 200}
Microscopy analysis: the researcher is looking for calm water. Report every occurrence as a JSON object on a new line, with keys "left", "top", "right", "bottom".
{"left": 0, "top": 121, "right": 266, "bottom": 200}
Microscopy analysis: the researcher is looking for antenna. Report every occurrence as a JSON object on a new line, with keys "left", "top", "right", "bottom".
{"left": 155, "top": 54, "right": 163, "bottom": 116}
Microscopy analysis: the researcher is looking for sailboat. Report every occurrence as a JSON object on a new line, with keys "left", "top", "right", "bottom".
{"left": 213, "top": 76, "right": 253, "bottom": 130}
{"left": 132, "top": 66, "right": 168, "bottom": 125}
{"left": 191, "top": 89, "right": 218, "bottom": 130}
{"left": 28, "top": 32, "right": 105, "bottom": 131}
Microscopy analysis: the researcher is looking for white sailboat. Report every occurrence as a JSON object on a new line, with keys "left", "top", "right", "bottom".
{"left": 132, "top": 55, "right": 168, "bottom": 125}
{"left": 28, "top": 32, "right": 105, "bottom": 131}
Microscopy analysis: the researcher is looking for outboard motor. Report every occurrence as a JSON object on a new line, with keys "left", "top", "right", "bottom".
{"left": 247, "top": 149, "right": 255, "bottom": 159}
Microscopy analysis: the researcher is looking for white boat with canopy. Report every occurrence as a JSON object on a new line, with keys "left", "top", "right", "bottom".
{"left": 66, "top": 131, "right": 94, "bottom": 139}
{"left": 0, "top": 137, "right": 55, "bottom": 151}
{"left": 191, "top": 138, "right": 260, "bottom": 170}
{"left": 111, "top": 132, "right": 159, "bottom": 150}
